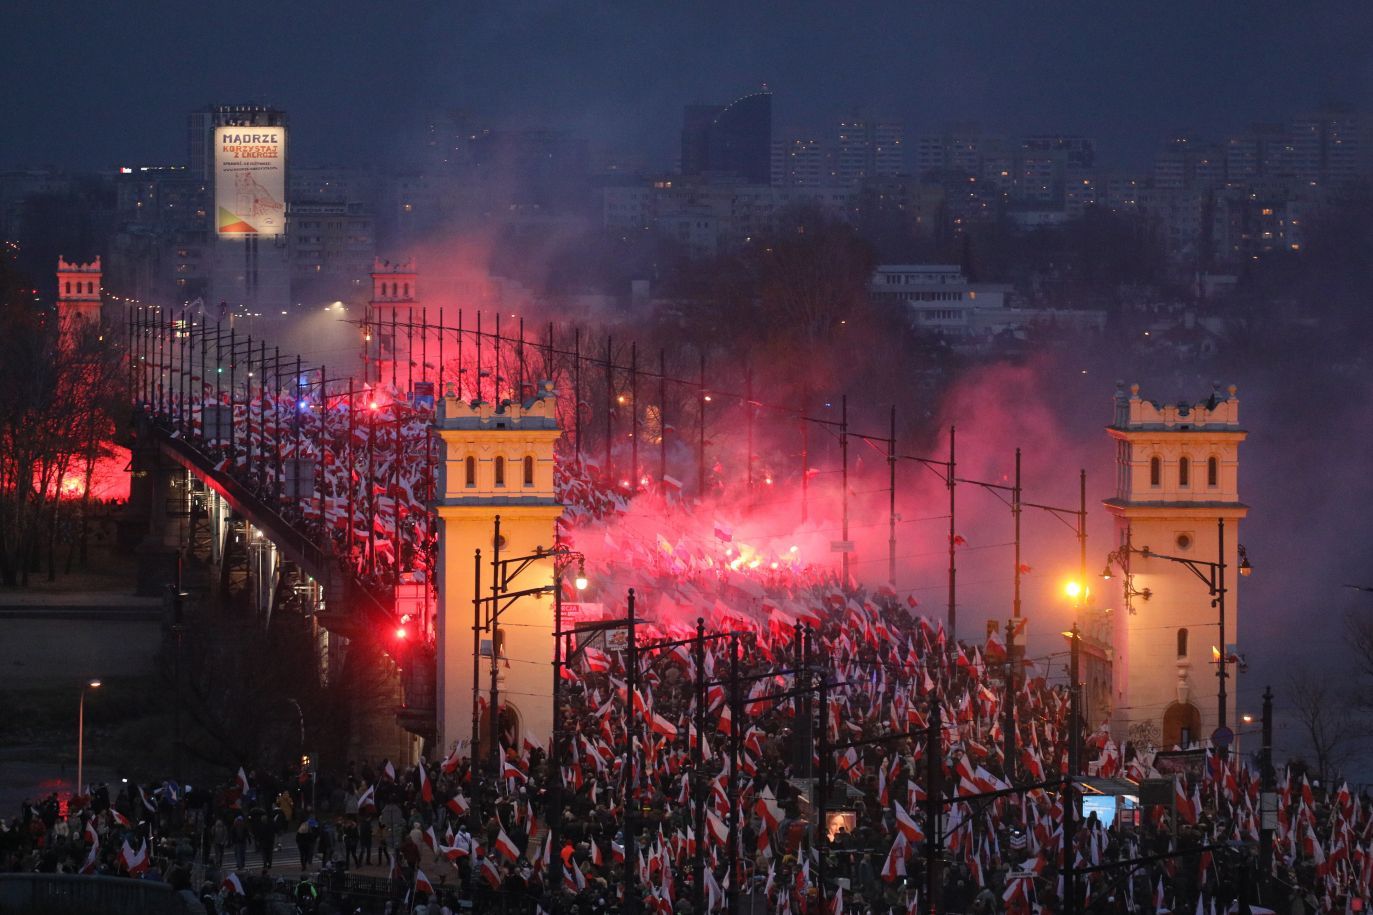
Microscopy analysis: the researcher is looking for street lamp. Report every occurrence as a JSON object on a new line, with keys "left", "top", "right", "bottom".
{"left": 77, "top": 679, "right": 102, "bottom": 799}
{"left": 1105, "top": 518, "right": 1253, "bottom": 744}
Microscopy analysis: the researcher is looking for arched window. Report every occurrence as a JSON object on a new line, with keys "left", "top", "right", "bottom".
{"left": 464, "top": 456, "right": 476, "bottom": 487}
{"left": 1207, "top": 456, "right": 1218, "bottom": 487}
{"left": 1178, "top": 456, "right": 1190, "bottom": 487}
{"left": 494, "top": 456, "right": 505, "bottom": 487}
{"left": 523, "top": 455, "right": 534, "bottom": 487}
{"left": 1177, "top": 628, "right": 1188, "bottom": 658}
{"left": 1149, "top": 456, "right": 1161, "bottom": 487}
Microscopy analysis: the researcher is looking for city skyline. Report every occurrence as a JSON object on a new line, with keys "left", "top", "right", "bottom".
{"left": 5, "top": 1, "right": 1372, "bottom": 172}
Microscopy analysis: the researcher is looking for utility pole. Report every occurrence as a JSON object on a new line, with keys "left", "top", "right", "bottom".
{"left": 925, "top": 699, "right": 943, "bottom": 915}
{"left": 693, "top": 618, "right": 707, "bottom": 915}
{"left": 623, "top": 589, "right": 640, "bottom": 915}
{"left": 1259, "top": 685, "right": 1275, "bottom": 894}
{"left": 1004, "top": 618, "right": 1016, "bottom": 783}
{"left": 1064, "top": 624, "right": 1081, "bottom": 915}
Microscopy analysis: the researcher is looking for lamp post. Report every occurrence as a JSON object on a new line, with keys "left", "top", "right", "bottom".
{"left": 77, "top": 679, "right": 102, "bottom": 798}
{"left": 469, "top": 515, "right": 585, "bottom": 819}
{"left": 1104, "top": 518, "right": 1252, "bottom": 747}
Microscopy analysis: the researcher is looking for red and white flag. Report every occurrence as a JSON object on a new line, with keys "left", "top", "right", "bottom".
{"left": 415, "top": 868, "right": 435, "bottom": 895}
{"left": 418, "top": 764, "right": 433, "bottom": 803}
{"left": 494, "top": 825, "right": 521, "bottom": 863}
{"left": 445, "top": 793, "right": 469, "bottom": 817}
{"left": 222, "top": 873, "right": 245, "bottom": 895}
{"left": 119, "top": 839, "right": 149, "bottom": 876}
{"left": 235, "top": 767, "right": 251, "bottom": 795}
{"left": 894, "top": 802, "right": 925, "bottom": 843}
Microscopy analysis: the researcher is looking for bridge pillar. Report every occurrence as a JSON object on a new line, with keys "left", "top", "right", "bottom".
{"left": 433, "top": 381, "right": 562, "bottom": 757}
{"left": 127, "top": 413, "right": 183, "bottom": 596}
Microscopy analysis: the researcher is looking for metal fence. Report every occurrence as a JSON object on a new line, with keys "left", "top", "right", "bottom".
{"left": 0, "top": 873, "right": 196, "bottom": 915}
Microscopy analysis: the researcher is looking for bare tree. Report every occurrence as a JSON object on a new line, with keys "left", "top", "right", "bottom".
{"left": 1285, "top": 665, "right": 1356, "bottom": 786}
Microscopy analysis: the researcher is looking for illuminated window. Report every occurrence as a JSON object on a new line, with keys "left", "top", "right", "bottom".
{"left": 1207, "top": 456, "right": 1218, "bottom": 487}
{"left": 1178, "top": 457, "right": 1190, "bottom": 487}
{"left": 523, "top": 455, "right": 534, "bottom": 487}
{"left": 464, "top": 456, "right": 475, "bottom": 487}
{"left": 1149, "top": 456, "right": 1161, "bottom": 487}
{"left": 494, "top": 456, "right": 505, "bottom": 487}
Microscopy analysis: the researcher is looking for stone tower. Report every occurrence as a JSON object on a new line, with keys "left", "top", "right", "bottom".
{"left": 1104, "top": 382, "right": 1248, "bottom": 748}
{"left": 56, "top": 256, "right": 103, "bottom": 336}
{"left": 367, "top": 259, "right": 418, "bottom": 386}
{"left": 432, "top": 381, "right": 562, "bottom": 756}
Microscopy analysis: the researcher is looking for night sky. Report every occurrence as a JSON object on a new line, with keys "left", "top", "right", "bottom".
{"left": 5, "top": 0, "right": 1373, "bottom": 171}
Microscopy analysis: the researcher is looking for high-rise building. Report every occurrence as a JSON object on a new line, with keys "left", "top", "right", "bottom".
{"left": 680, "top": 90, "right": 772, "bottom": 184}
{"left": 771, "top": 135, "right": 828, "bottom": 187}
{"left": 835, "top": 116, "right": 906, "bottom": 185}
{"left": 1287, "top": 111, "right": 1370, "bottom": 187}
{"left": 186, "top": 104, "right": 290, "bottom": 313}
{"left": 187, "top": 104, "right": 288, "bottom": 181}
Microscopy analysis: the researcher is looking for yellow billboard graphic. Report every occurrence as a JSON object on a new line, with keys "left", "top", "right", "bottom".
{"left": 214, "top": 126, "right": 286, "bottom": 236}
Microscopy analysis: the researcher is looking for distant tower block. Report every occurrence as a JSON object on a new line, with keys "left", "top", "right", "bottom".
{"left": 367, "top": 259, "right": 418, "bottom": 386}
{"left": 1104, "top": 382, "right": 1248, "bottom": 749}
{"left": 432, "top": 380, "right": 563, "bottom": 756}
{"left": 56, "top": 256, "right": 103, "bottom": 336}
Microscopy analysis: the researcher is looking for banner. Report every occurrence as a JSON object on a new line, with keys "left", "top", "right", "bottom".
{"left": 214, "top": 126, "right": 286, "bottom": 235}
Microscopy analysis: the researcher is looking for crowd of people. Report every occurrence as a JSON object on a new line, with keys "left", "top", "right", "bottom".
{"left": 75, "top": 378, "right": 1368, "bottom": 912}
{"left": 4, "top": 583, "right": 1367, "bottom": 914}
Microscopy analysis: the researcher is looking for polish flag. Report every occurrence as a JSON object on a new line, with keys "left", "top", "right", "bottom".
{"left": 583, "top": 645, "right": 611, "bottom": 673}
{"left": 119, "top": 839, "right": 149, "bottom": 876}
{"left": 649, "top": 712, "right": 679, "bottom": 738}
{"left": 706, "top": 810, "right": 730, "bottom": 845}
{"left": 441, "top": 745, "right": 462, "bottom": 774}
{"left": 755, "top": 789, "right": 783, "bottom": 831}
{"left": 441, "top": 833, "right": 471, "bottom": 861}
{"left": 109, "top": 808, "right": 132, "bottom": 828}
{"left": 894, "top": 802, "right": 925, "bottom": 843}
{"left": 80, "top": 838, "right": 100, "bottom": 875}
{"left": 494, "top": 825, "right": 521, "bottom": 863}
{"left": 382, "top": 759, "right": 397, "bottom": 782}
{"left": 358, "top": 784, "right": 377, "bottom": 814}
{"left": 422, "top": 826, "right": 439, "bottom": 853}
{"left": 482, "top": 855, "right": 504, "bottom": 888}
{"left": 418, "top": 764, "right": 433, "bottom": 802}
{"left": 415, "top": 868, "right": 435, "bottom": 895}
{"left": 222, "top": 873, "right": 245, "bottom": 895}
{"left": 236, "top": 767, "right": 251, "bottom": 795}
{"left": 881, "top": 835, "right": 908, "bottom": 882}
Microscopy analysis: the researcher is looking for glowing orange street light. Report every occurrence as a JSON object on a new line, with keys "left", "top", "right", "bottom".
{"left": 1064, "top": 580, "right": 1084, "bottom": 600}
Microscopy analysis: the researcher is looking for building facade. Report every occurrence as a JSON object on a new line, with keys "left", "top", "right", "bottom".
{"left": 1104, "top": 383, "right": 1247, "bottom": 749}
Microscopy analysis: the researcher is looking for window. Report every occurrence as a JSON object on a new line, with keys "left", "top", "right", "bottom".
{"left": 464, "top": 456, "right": 475, "bottom": 487}
{"left": 1177, "top": 628, "right": 1188, "bottom": 658}
{"left": 523, "top": 455, "right": 534, "bottom": 487}
{"left": 1149, "top": 456, "right": 1161, "bottom": 487}
{"left": 1178, "top": 456, "right": 1190, "bottom": 487}
{"left": 64, "top": 281, "right": 71, "bottom": 295}
{"left": 494, "top": 456, "right": 505, "bottom": 487}
{"left": 403, "top": 283, "right": 410, "bottom": 298}
{"left": 1207, "top": 456, "right": 1218, "bottom": 487}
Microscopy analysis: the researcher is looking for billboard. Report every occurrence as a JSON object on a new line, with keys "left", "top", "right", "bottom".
{"left": 214, "top": 126, "right": 286, "bottom": 235}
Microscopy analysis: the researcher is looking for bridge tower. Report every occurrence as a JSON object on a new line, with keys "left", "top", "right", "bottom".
{"left": 1105, "top": 382, "right": 1248, "bottom": 749}
{"left": 56, "top": 256, "right": 103, "bottom": 338}
{"left": 367, "top": 259, "right": 417, "bottom": 387}
{"left": 432, "top": 381, "right": 562, "bottom": 757}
